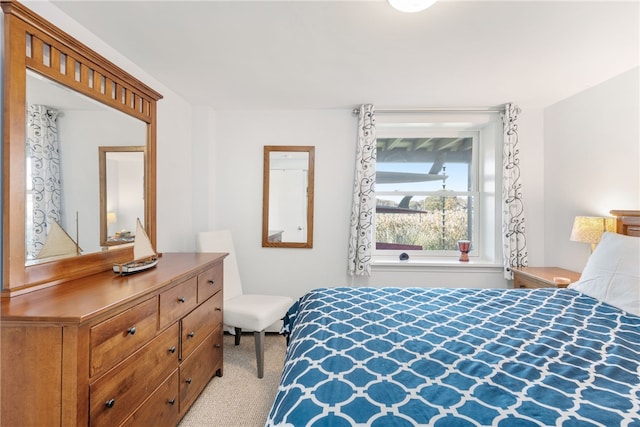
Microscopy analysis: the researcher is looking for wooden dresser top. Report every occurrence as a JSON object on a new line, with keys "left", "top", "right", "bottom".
{"left": 1, "top": 253, "right": 226, "bottom": 323}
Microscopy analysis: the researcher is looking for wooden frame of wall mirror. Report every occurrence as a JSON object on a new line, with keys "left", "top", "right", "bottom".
{"left": 1, "top": 1, "right": 162, "bottom": 295}
{"left": 262, "top": 145, "right": 315, "bottom": 248}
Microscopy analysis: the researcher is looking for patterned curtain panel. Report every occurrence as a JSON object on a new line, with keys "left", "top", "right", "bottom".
{"left": 501, "top": 103, "right": 528, "bottom": 279}
{"left": 26, "top": 104, "right": 61, "bottom": 259}
{"left": 348, "top": 104, "right": 377, "bottom": 276}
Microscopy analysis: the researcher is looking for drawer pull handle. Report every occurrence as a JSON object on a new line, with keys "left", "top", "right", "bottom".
{"left": 208, "top": 279, "right": 215, "bottom": 285}
{"left": 187, "top": 331, "right": 195, "bottom": 338}
{"left": 168, "top": 398, "right": 176, "bottom": 405}
{"left": 215, "top": 344, "right": 222, "bottom": 349}
{"left": 178, "top": 297, "right": 186, "bottom": 303}
{"left": 185, "top": 378, "right": 192, "bottom": 384}
{"left": 127, "top": 327, "right": 136, "bottom": 335}
{"left": 105, "top": 399, "right": 116, "bottom": 408}
{"left": 168, "top": 346, "right": 176, "bottom": 353}
{"left": 215, "top": 307, "right": 222, "bottom": 312}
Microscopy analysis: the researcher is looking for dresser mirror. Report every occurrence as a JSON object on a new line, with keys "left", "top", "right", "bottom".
{"left": 262, "top": 146, "right": 315, "bottom": 248}
{"left": 27, "top": 72, "right": 147, "bottom": 260}
{"left": 2, "top": 2, "right": 162, "bottom": 294}
{"left": 99, "top": 146, "right": 146, "bottom": 248}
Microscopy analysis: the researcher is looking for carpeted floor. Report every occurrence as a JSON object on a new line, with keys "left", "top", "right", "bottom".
{"left": 177, "top": 332, "right": 287, "bottom": 427}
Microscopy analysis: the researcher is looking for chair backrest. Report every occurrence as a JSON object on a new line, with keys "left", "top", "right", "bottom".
{"left": 196, "top": 230, "right": 243, "bottom": 301}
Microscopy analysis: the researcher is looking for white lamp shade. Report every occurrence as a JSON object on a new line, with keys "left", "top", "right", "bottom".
{"left": 570, "top": 216, "right": 616, "bottom": 244}
{"left": 388, "top": 0, "right": 438, "bottom": 13}
{"left": 107, "top": 212, "right": 117, "bottom": 225}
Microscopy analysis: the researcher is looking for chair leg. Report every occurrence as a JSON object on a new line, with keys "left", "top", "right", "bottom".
{"left": 254, "top": 330, "right": 265, "bottom": 379}
{"left": 234, "top": 327, "right": 242, "bottom": 346}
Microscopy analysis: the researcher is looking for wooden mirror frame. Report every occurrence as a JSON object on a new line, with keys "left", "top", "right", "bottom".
{"left": 2, "top": 1, "right": 162, "bottom": 295}
{"left": 99, "top": 146, "right": 146, "bottom": 248}
{"left": 262, "top": 145, "right": 315, "bottom": 249}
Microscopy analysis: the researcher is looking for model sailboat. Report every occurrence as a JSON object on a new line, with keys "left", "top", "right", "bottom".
{"left": 113, "top": 218, "right": 158, "bottom": 275}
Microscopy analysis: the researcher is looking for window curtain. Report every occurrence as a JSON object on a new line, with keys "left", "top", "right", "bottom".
{"left": 26, "top": 104, "right": 62, "bottom": 259}
{"left": 501, "top": 103, "right": 528, "bottom": 279}
{"left": 348, "top": 104, "right": 377, "bottom": 276}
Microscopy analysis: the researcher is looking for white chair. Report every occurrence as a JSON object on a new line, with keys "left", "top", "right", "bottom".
{"left": 196, "top": 230, "right": 293, "bottom": 378}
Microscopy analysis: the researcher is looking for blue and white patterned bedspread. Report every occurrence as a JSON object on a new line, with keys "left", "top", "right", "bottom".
{"left": 266, "top": 287, "right": 640, "bottom": 426}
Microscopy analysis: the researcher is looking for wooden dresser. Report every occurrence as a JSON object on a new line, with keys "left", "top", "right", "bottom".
{"left": 1, "top": 252, "right": 226, "bottom": 427}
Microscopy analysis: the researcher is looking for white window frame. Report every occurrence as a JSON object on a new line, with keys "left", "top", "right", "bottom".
{"left": 372, "top": 113, "right": 502, "bottom": 267}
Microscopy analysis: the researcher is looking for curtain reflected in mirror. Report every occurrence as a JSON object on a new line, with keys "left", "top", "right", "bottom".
{"left": 25, "top": 104, "right": 65, "bottom": 261}
{"left": 99, "top": 147, "right": 146, "bottom": 247}
{"left": 262, "top": 146, "right": 315, "bottom": 248}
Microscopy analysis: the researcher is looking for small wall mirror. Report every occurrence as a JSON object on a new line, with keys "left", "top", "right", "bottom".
{"left": 99, "top": 146, "right": 146, "bottom": 247}
{"left": 262, "top": 146, "right": 315, "bottom": 248}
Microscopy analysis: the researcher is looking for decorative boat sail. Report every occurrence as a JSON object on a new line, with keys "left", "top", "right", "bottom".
{"left": 113, "top": 218, "right": 158, "bottom": 275}
{"left": 35, "top": 220, "right": 82, "bottom": 260}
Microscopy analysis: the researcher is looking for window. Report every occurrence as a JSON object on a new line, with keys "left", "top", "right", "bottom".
{"left": 374, "top": 113, "right": 501, "bottom": 263}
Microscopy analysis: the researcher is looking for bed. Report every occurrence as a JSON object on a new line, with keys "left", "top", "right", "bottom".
{"left": 266, "top": 211, "right": 640, "bottom": 426}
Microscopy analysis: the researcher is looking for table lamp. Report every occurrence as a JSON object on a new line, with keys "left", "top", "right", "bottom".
{"left": 570, "top": 216, "right": 615, "bottom": 252}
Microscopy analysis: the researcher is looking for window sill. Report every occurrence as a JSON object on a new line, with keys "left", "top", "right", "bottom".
{"left": 371, "top": 257, "right": 502, "bottom": 272}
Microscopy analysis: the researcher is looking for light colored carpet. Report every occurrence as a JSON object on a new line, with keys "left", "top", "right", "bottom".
{"left": 178, "top": 333, "right": 287, "bottom": 427}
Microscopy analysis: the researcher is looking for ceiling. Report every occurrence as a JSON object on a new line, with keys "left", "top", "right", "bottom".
{"left": 48, "top": 0, "right": 639, "bottom": 110}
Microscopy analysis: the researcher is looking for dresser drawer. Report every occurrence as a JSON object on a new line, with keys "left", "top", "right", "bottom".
{"left": 179, "top": 326, "right": 223, "bottom": 412}
{"left": 514, "top": 275, "right": 549, "bottom": 289}
{"left": 120, "top": 370, "right": 180, "bottom": 427}
{"left": 159, "top": 276, "right": 198, "bottom": 329}
{"left": 90, "top": 297, "right": 158, "bottom": 377}
{"left": 89, "top": 323, "right": 179, "bottom": 427}
{"left": 197, "top": 264, "right": 223, "bottom": 303}
{"left": 181, "top": 292, "right": 223, "bottom": 359}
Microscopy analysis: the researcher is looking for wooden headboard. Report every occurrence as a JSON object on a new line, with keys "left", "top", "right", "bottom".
{"left": 611, "top": 210, "right": 640, "bottom": 237}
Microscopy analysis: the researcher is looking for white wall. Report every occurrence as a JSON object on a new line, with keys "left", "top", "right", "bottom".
{"left": 191, "top": 107, "right": 218, "bottom": 235}
{"left": 211, "top": 110, "right": 355, "bottom": 300}
{"left": 543, "top": 67, "right": 640, "bottom": 271}
{"left": 516, "top": 108, "right": 546, "bottom": 267}
{"left": 155, "top": 91, "right": 195, "bottom": 253}
{"left": 210, "top": 109, "right": 547, "bottom": 300}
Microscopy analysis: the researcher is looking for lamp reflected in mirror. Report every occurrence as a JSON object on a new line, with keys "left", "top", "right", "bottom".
{"left": 107, "top": 212, "right": 118, "bottom": 239}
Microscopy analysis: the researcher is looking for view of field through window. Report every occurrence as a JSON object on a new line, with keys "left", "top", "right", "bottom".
{"left": 374, "top": 135, "right": 475, "bottom": 253}
{"left": 376, "top": 196, "right": 472, "bottom": 251}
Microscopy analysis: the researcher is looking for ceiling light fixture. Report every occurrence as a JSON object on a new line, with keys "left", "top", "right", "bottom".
{"left": 388, "top": 0, "right": 437, "bottom": 13}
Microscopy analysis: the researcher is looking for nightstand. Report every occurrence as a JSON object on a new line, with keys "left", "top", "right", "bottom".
{"left": 512, "top": 267, "right": 581, "bottom": 289}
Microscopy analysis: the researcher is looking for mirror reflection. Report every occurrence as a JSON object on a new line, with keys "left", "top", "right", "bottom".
{"left": 25, "top": 70, "right": 147, "bottom": 265}
{"left": 99, "top": 147, "right": 145, "bottom": 247}
{"left": 262, "top": 146, "right": 315, "bottom": 248}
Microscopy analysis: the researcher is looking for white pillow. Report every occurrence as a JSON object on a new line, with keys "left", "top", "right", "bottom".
{"left": 569, "top": 231, "right": 640, "bottom": 316}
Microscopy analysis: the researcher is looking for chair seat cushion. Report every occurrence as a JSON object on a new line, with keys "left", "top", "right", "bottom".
{"left": 224, "top": 294, "right": 294, "bottom": 332}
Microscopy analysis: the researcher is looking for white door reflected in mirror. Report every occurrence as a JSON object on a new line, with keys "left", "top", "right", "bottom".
{"left": 269, "top": 158, "right": 308, "bottom": 243}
